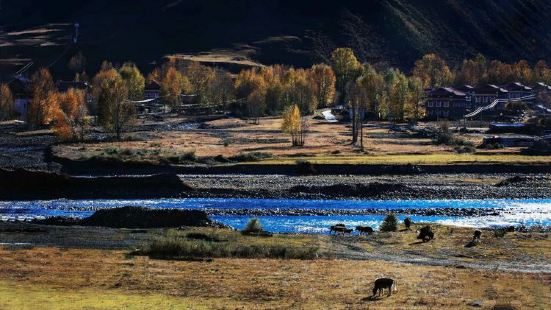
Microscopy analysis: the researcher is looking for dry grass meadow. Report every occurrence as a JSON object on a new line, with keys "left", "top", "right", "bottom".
{"left": 0, "top": 225, "right": 549, "bottom": 309}
{"left": 0, "top": 247, "right": 549, "bottom": 310}
{"left": 52, "top": 116, "right": 551, "bottom": 166}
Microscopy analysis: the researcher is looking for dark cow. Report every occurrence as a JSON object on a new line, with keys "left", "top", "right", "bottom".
{"left": 473, "top": 230, "right": 482, "bottom": 241}
{"left": 417, "top": 225, "right": 434, "bottom": 242}
{"left": 404, "top": 217, "right": 412, "bottom": 230}
{"left": 356, "top": 226, "right": 374, "bottom": 235}
{"left": 372, "top": 278, "right": 397, "bottom": 297}
{"left": 330, "top": 225, "right": 352, "bottom": 235}
{"left": 329, "top": 223, "right": 346, "bottom": 234}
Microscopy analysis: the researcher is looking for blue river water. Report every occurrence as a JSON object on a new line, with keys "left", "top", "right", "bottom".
{"left": 0, "top": 198, "right": 550, "bottom": 233}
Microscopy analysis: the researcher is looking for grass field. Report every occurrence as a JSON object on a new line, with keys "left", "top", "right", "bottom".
{"left": 0, "top": 247, "right": 548, "bottom": 310}
{"left": 0, "top": 225, "right": 549, "bottom": 309}
{"left": 50, "top": 117, "right": 551, "bottom": 167}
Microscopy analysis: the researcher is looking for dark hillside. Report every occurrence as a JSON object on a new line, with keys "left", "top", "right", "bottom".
{"left": 1, "top": 0, "right": 550, "bottom": 78}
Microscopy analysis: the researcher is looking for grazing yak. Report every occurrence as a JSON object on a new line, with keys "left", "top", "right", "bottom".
{"left": 417, "top": 225, "right": 434, "bottom": 242}
{"left": 356, "top": 226, "right": 374, "bottom": 235}
{"left": 372, "top": 278, "right": 397, "bottom": 297}
{"left": 330, "top": 224, "right": 352, "bottom": 235}
{"left": 473, "top": 230, "right": 482, "bottom": 241}
{"left": 404, "top": 217, "right": 412, "bottom": 230}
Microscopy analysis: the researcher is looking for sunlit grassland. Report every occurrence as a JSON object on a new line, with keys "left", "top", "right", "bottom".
{"left": 0, "top": 281, "right": 214, "bottom": 310}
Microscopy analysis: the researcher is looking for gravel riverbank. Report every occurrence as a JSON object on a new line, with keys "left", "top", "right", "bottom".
{"left": 180, "top": 173, "right": 551, "bottom": 200}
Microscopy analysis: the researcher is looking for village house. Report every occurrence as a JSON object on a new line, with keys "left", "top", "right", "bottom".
{"left": 425, "top": 87, "right": 468, "bottom": 120}
{"left": 531, "top": 82, "right": 551, "bottom": 96}
{"left": 501, "top": 82, "right": 533, "bottom": 100}
{"left": 472, "top": 84, "right": 509, "bottom": 110}
{"left": 144, "top": 81, "right": 161, "bottom": 101}
{"left": 9, "top": 77, "right": 31, "bottom": 121}
{"left": 425, "top": 81, "right": 547, "bottom": 120}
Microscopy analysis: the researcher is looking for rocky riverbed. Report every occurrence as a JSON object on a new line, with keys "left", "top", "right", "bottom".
{"left": 179, "top": 173, "right": 551, "bottom": 200}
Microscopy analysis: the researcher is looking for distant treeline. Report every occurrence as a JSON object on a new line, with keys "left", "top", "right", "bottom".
{"left": 1, "top": 49, "right": 550, "bottom": 142}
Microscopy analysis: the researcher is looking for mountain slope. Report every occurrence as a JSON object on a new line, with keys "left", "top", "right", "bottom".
{"left": 1, "top": 0, "right": 550, "bottom": 79}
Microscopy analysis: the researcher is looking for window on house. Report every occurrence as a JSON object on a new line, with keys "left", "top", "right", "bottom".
{"left": 436, "top": 102, "right": 442, "bottom": 107}
{"left": 443, "top": 102, "right": 449, "bottom": 108}
{"left": 427, "top": 102, "right": 434, "bottom": 107}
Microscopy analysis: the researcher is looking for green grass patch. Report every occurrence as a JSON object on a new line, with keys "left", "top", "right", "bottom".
{"left": 0, "top": 280, "right": 208, "bottom": 310}
{"left": 139, "top": 229, "right": 319, "bottom": 260}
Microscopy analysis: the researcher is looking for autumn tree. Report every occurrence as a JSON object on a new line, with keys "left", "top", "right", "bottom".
{"left": 50, "top": 88, "right": 88, "bottom": 140}
{"left": 345, "top": 80, "right": 365, "bottom": 146}
{"left": 119, "top": 62, "right": 145, "bottom": 100}
{"left": 534, "top": 60, "right": 551, "bottom": 84}
{"left": 331, "top": 48, "right": 361, "bottom": 102}
{"left": 487, "top": 60, "right": 514, "bottom": 84}
{"left": 160, "top": 66, "right": 191, "bottom": 107}
{"left": 92, "top": 64, "right": 133, "bottom": 139}
{"left": 385, "top": 68, "right": 409, "bottom": 121}
{"left": 455, "top": 54, "right": 487, "bottom": 86}
{"left": 234, "top": 69, "right": 267, "bottom": 121}
{"left": 185, "top": 62, "right": 216, "bottom": 106}
{"left": 27, "top": 68, "right": 56, "bottom": 128}
{"left": 209, "top": 70, "right": 235, "bottom": 110}
{"left": 406, "top": 76, "right": 425, "bottom": 122}
{"left": 412, "top": 53, "right": 453, "bottom": 89}
{"left": 512, "top": 60, "right": 533, "bottom": 84}
{"left": 281, "top": 104, "right": 305, "bottom": 146}
{"left": 0, "top": 84, "right": 15, "bottom": 120}
{"left": 348, "top": 64, "right": 384, "bottom": 147}
{"left": 246, "top": 89, "right": 266, "bottom": 124}
{"left": 282, "top": 68, "right": 317, "bottom": 114}
{"left": 309, "top": 64, "right": 336, "bottom": 108}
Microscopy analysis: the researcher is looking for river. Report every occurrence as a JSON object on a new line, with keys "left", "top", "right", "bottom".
{"left": 0, "top": 198, "right": 550, "bottom": 233}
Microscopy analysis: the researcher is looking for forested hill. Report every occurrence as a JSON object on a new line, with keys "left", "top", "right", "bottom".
{"left": 1, "top": 0, "right": 551, "bottom": 78}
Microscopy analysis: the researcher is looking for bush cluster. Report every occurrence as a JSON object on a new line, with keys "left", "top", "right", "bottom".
{"left": 142, "top": 233, "right": 318, "bottom": 259}
{"left": 380, "top": 214, "right": 398, "bottom": 232}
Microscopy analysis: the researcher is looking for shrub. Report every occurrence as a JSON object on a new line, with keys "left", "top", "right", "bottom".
{"left": 222, "top": 137, "right": 232, "bottom": 147}
{"left": 380, "top": 214, "right": 398, "bottom": 232}
{"left": 454, "top": 145, "right": 476, "bottom": 153}
{"left": 434, "top": 132, "right": 455, "bottom": 145}
{"left": 295, "top": 160, "right": 316, "bottom": 175}
{"left": 242, "top": 218, "right": 263, "bottom": 235}
{"left": 104, "top": 147, "right": 119, "bottom": 155}
{"left": 142, "top": 234, "right": 317, "bottom": 259}
{"left": 186, "top": 232, "right": 221, "bottom": 242}
{"left": 120, "top": 148, "right": 134, "bottom": 156}
{"left": 479, "top": 138, "right": 504, "bottom": 149}
{"left": 229, "top": 152, "right": 273, "bottom": 162}
{"left": 493, "top": 227, "right": 508, "bottom": 238}
{"left": 166, "top": 151, "right": 197, "bottom": 164}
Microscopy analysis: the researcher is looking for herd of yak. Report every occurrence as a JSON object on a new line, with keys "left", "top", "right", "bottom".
{"left": 328, "top": 221, "right": 435, "bottom": 242}
{"left": 329, "top": 220, "right": 484, "bottom": 298}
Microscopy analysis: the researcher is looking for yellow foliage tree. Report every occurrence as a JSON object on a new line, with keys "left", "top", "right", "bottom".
{"left": 27, "top": 68, "right": 56, "bottom": 128}
{"left": 50, "top": 88, "right": 88, "bottom": 140}
{"left": 160, "top": 66, "right": 191, "bottom": 107}
{"left": 309, "top": 64, "right": 336, "bottom": 108}
{"left": 0, "top": 83, "right": 15, "bottom": 120}
{"left": 281, "top": 104, "right": 305, "bottom": 146}
{"left": 412, "top": 53, "right": 453, "bottom": 89}
{"left": 331, "top": 48, "right": 361, "bottom": 101}
{"left": 92, "top": 64, "right": 133, "bottom": 140}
